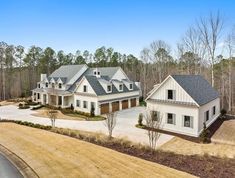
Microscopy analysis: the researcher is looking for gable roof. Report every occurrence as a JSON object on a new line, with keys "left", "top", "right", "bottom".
{"left": 171, "top": 75, "right": 219, "bottom": 106}
{"left": 49, "top": 65, "right": 86, "bottom": 84}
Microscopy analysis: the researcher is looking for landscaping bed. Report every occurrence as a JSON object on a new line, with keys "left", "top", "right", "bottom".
{"left": 0, "top": 120, "right": 234, "bottom": 178}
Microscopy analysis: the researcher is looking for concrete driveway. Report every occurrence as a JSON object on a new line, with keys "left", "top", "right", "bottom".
{"left": 0, "top": 105, "right": 173, "bottom": 147}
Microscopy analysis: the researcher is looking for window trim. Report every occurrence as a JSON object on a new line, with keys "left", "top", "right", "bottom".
{"left": 183, "top": 115, "right": 193, "bottom": 128}
{"left": 83, "top": 85, "right": 87, "bottom": 92}
{"left": 83, "top": 101, "right": 87, "bottom": 108}
{"left": 45, "top": 82, "right": 48, "bottom": 88}
{"left": 129, "top": 83, "right": 133, "bottom": 90}
{"left": 167, "top": 113, "right": 175, "bottom": 125}
{"left": 58, "top": 83, "right": 62, "bottom": 89}
{"left": 119, "top": 84, "right": 123, "bottom": 91}
{"left": 212, "top": 106, "right": 216, "bottom": 115}
{"left": 76, "top": 100, "right": 80, "bottom": 107}
{"left": 205, "top": 110, "right": 209, "bottom": 121}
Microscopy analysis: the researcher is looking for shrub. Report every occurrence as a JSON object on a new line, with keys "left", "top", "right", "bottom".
{"left": 138, "top": 113, "right": 143, "bottom": 126}
{"left": 70, "top": 104, "right": 74, "bottom": 111}
{"left": 221, "top": 109, "right": 227, "bottom": 116}
{"left": 200, "top": 122, "right": 210, "bottom": 143}
{"left": 70, "top": 132, "right": 77, "bottom": 137}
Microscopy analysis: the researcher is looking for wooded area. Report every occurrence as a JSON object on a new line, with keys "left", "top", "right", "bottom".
{"left": 0, "top": 12, "right": 234, "bottom": 112}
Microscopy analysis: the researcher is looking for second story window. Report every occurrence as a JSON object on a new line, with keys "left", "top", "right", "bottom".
{"left": 107, "top": 85, "right": 111, "bottom": 92}
{"left": 119, "top": 84, "right": 123, "bottom": 91}
{"left": 45, "top": 82, "right": 48, "bottom": 88}
{"left": 83, "top": 85, "right": 87, "bottom": 92}
{"left": 38, "top": 84, "right": 40, "bottom": 88}
{"left": 167, "top": 90, "right": 175, "bottom": 100}
{"left": 58, "top": 83, "right": 62, "bottom": 89}
{"left": 129, "top": 83, "right": 133, "bottom": 90}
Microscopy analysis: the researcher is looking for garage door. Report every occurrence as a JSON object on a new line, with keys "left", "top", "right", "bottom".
{"left": 100, "top": 103, "right": 109, "bottom": 114}
{"left": 122, "top": 100, "right": 128, "bottom": 110}
{"left": 131, "top": 98, "right": 136, "bottom": 107}
{"left": 112, "top": 101, "right": 119, "bottom": 112}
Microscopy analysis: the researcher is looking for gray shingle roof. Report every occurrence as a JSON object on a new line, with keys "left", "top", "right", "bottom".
{"left": 85, "top": 75, "right": 139, "bottom": 96}
{"left": 84, "top": 67, "right": 120, "bottom": 79}
{"left": 49, "top": 65, "right": 86, "bottom": 84}
{"left": 171, "top": 75, "right": 219, "bottom": 106}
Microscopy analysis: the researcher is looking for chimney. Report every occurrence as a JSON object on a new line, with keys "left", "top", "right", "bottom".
{"left": 41, "top": 74, "right": 47, "bottom": 81}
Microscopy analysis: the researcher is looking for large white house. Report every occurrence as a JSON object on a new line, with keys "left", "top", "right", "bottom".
{"left": 32, "top": 65, "right": 140, "bottom": 115}
{"left": 146, "top": 75, "right": 220, "bottom": 137}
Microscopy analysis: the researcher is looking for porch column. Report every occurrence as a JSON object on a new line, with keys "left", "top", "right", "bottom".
{"left": 56, "top": 95, "right": 59, "bottom": 106}
{"left": 46, "top": 94, "right": 49, "bottom": 104}
{"left": 62, "top": 96, "right": 64, "bottom": 107}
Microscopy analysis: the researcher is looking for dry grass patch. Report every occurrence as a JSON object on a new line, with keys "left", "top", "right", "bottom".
{"left": 31, "top": 107, "right": 85, "bottom": 120}
{"left": 0, "top": 123, "right": 194, "bottom": 178}
{"left": 160, "top": 136, "right": 235, "bottom": 158}
{"left": 211, "top": 119, "right": 235, "bottom": 145}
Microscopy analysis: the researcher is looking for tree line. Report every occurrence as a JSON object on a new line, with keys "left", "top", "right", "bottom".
{"left": 0, "top": 12, "right": 234, "bottom": 113}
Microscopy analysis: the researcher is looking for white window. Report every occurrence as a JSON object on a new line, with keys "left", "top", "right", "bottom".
{"left": 167, "top": 90, "right": 175, "bottom": 100}
{"left": 83, "top": 101, "right": 87, "bottom": 108}
{"left": 45, "top": 82, "right": 48, "bottom": 88}
{"left": 58, "top": 83, "right": 62, "bottom": 89}
{"left": 76, "top": 100, "right": 80, "bottom": 107}
{"left": 183, "top": 115, "right": 193, "bottom": 128}
{"left": 167, "top": 113, "right": 175, "bottom": 125}
{"left": 83, "top": 85, "right": 87, "bottom": 92}
{"left": 205, "top": 110, "right": 209, "bottom": 121}
{"left": 212, "top": 106, "right": 216, "bottom": 115}
{"left": 119, "top": 84, "right": 123, "bottom": 91}
{"left": 38, "top": 83, "right": 40, "bottom": 88}
{"left": 107, "top": 85, "right": 112, "bottom": 92}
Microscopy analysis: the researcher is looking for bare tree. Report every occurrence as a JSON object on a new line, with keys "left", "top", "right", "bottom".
{"left": 144, "top": 110, "right": 162, "bottom": 153}
{"left": 197, "top": 12, "right": 224, "bottom": 87}
{"left": 140, "top": 48, "right": 150, "bottom": 98}
{"left": 104, "top": 112, "right": 117, "bottom": 139}
{"left": 47, "top": 110, "right": 58, "bottom": 128}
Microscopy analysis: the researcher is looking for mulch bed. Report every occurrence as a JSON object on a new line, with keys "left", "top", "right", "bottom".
{"left": 93, "top": 139, "right": 235, "bottom": 178}
{"left": 137, "top": 116, "right": 230, "bottom": 143}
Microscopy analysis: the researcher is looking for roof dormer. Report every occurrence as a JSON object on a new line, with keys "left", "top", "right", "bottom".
{"left": 122, "top": 79, "right": 134, "bottom": 91}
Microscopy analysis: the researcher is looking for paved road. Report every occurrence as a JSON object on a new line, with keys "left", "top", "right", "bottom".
{"left": 0, "top": 105, "right": 173, "bottom": 146}
{"left": 0, "top": 153, "right": 23, "bottom": 178}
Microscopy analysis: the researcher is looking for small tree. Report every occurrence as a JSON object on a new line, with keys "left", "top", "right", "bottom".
{"left": 104, "top": 112, "right": 117, "bottom": 139}
{"left": 144, "top": 110, "right": 162, "bottom": 153}
{"left": 47, "top": 110, "right": 58, "bottom": 128}
{"left": 138, "top": 113, "right": 143, "bottom": 126}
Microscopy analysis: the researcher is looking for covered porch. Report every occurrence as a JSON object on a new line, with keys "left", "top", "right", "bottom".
{"left": 48, "top": 94, "right": 73, "bottom": 108}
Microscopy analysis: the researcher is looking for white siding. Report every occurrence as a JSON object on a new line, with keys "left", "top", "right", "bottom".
{"left": 75, "top": 78, "right": 96, "bottom": 95}
{"left": 150, "top": 77, "right": 197, "bottom": 104}
{"left": 198, "top": 98, "right": 220, "bottom": 133}
{"left": 147, "top": 101, "right": 199, "bottom": 137}
{"left": 74, "top": 94, "right": 99, "bottom": 115}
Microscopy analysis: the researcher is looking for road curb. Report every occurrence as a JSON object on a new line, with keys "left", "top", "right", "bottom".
{"left": 0, "top": 144, "right": 39, "bottom": 178}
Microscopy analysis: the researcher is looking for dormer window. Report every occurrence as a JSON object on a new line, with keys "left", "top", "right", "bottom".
{"left": 83, "top": 85, "right": 87, "bottom": 92}
{"left": 119, "top": 84, "right": 123, "bottom": 91}
{"left": 97, "top": 71, "right": 100, "bottom": 75}
{"left": 45, "top": 82, "right": 48, "bottom": 88}
{"left": 107, "top": 85, "right": 112, "bottom": 92}
{"left": 58, "top": 83, "right": 62, "bottom": 89}
{"left": 129, "top": 83, "right": 133, "bottom": 90}
{"left": 94, "top": 71, "right": 97, "bottom": 75}
{"left": 167, "top": 90, "right": 175, "bottom": 100}
{"left": 38, "top": 84, "right": 40, "bottom": 88}
{"left": 52, "top": 83, "right": 55, "bottom": 88}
